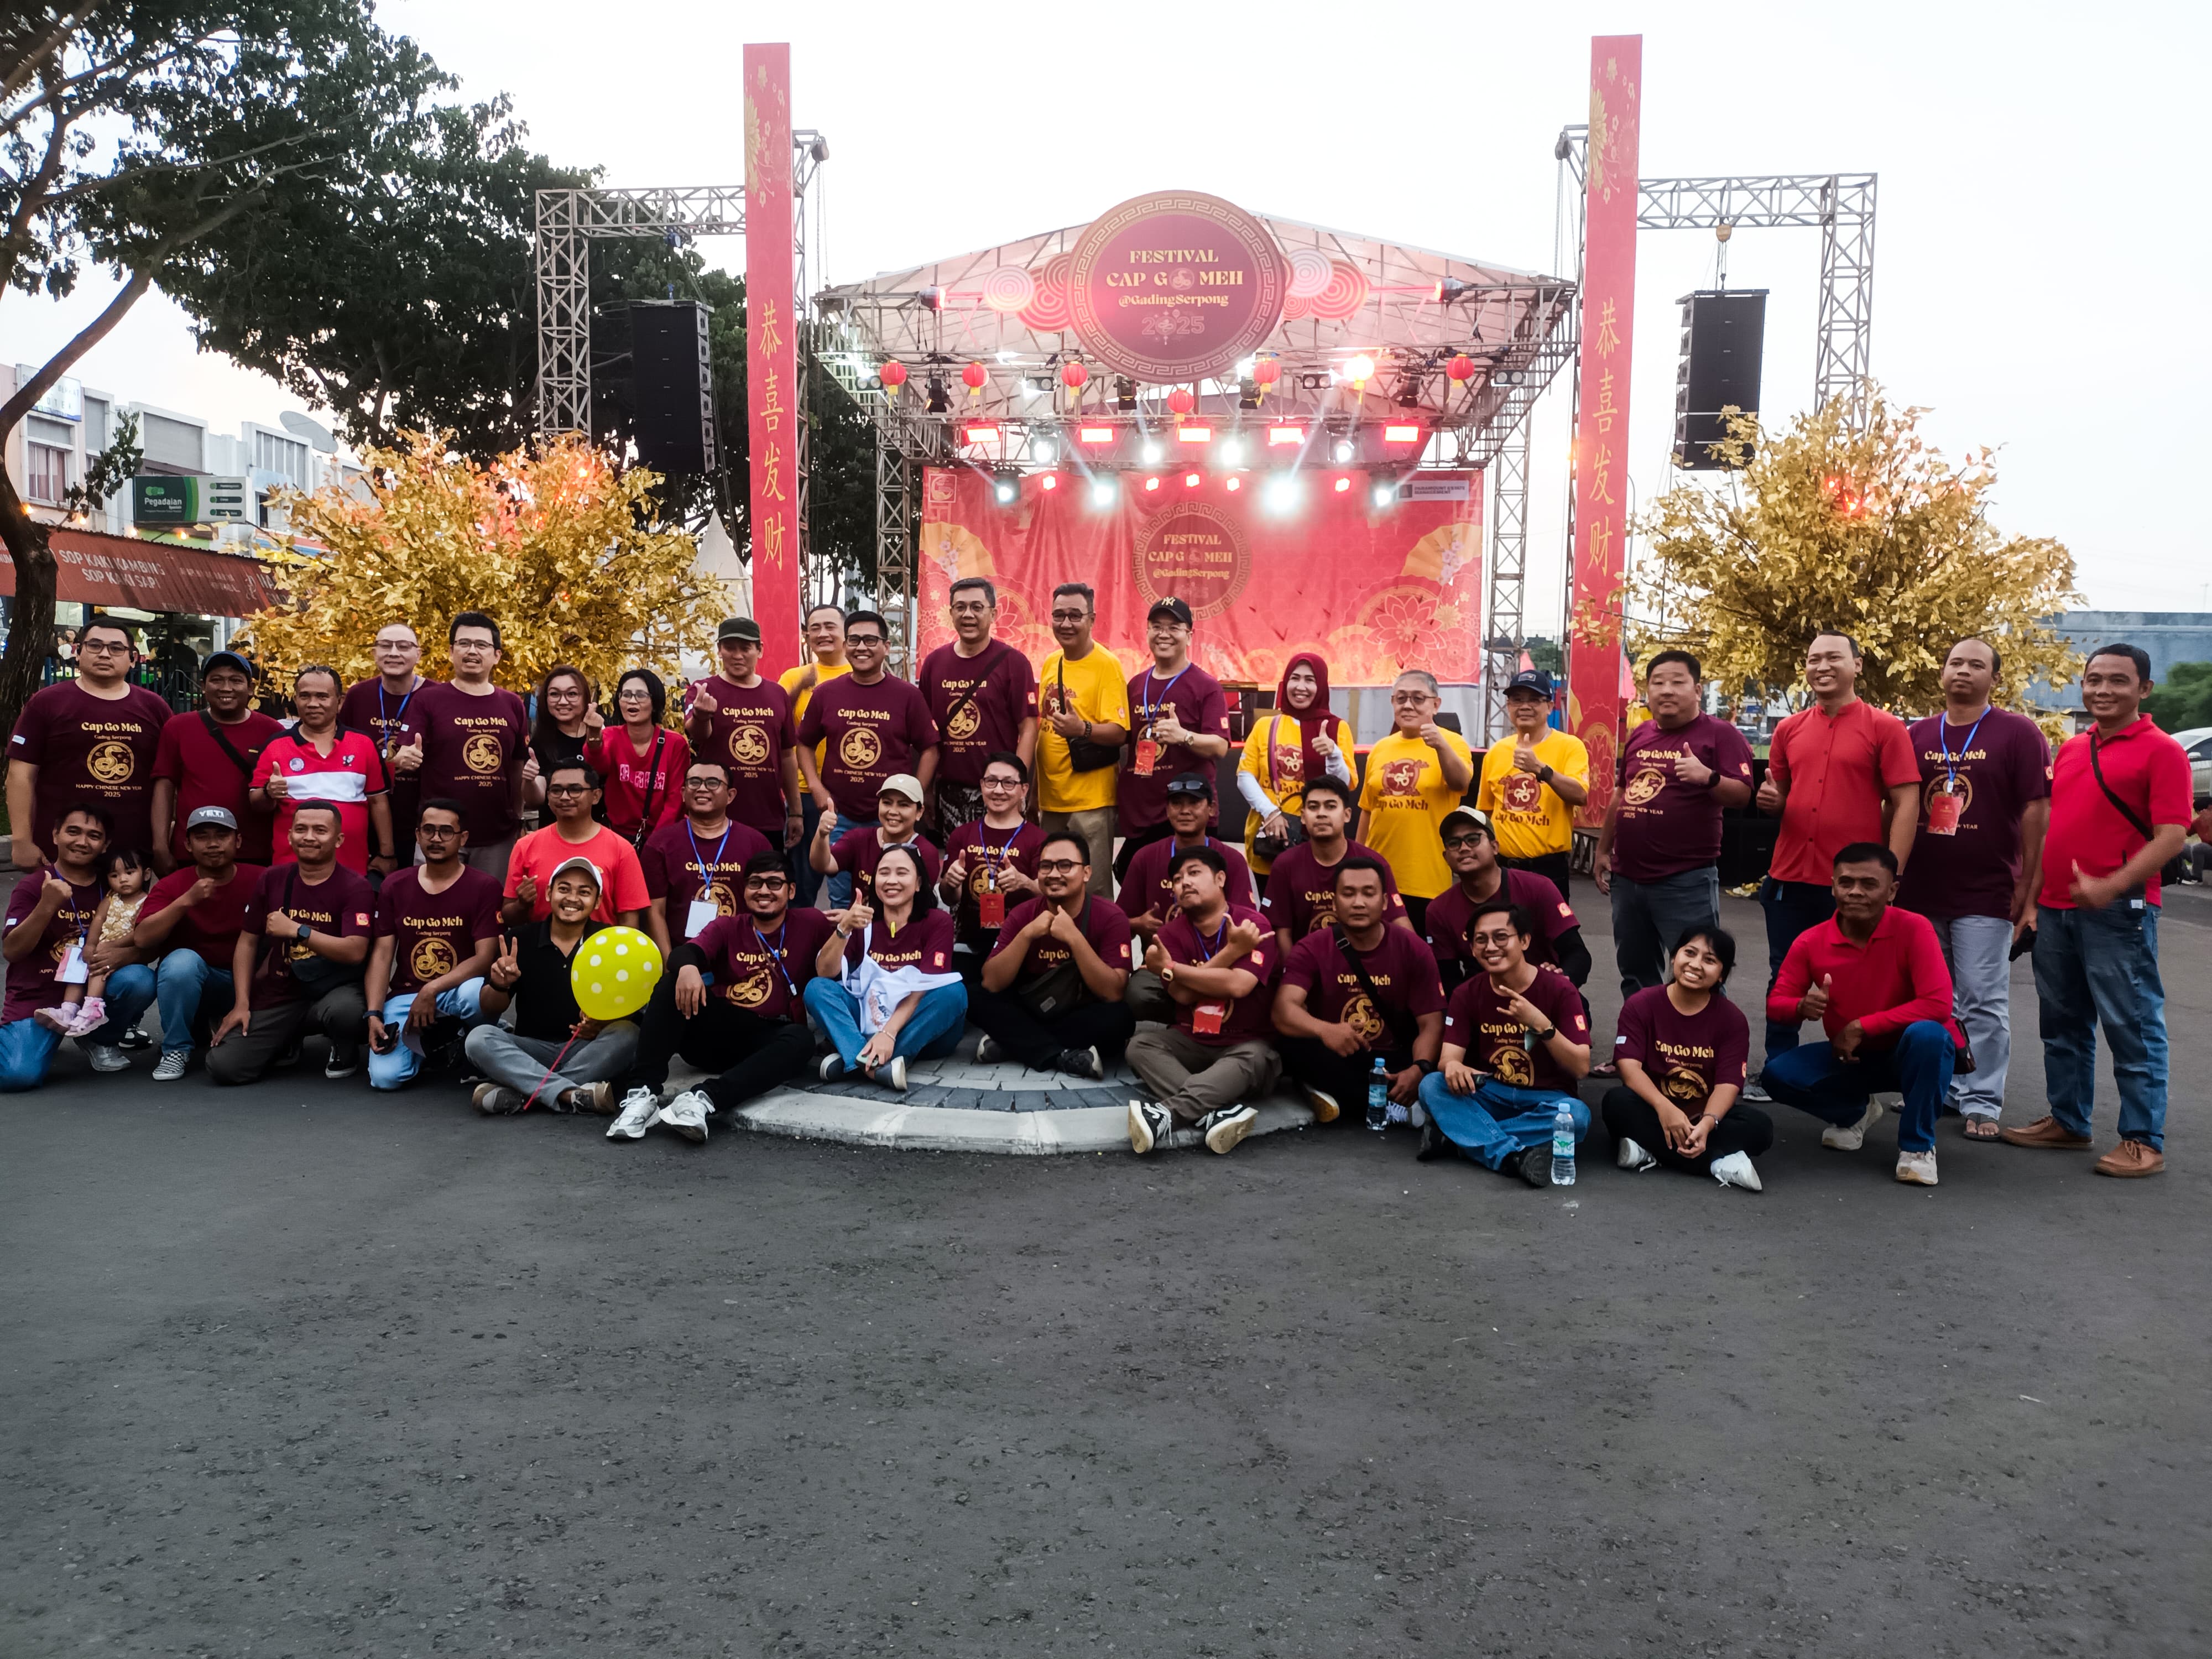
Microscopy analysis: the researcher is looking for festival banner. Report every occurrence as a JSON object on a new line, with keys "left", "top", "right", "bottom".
{"left": 1566, "top": 34, "right": 1641, "bottom": 826}
{"left": 916, "top": 468, "right": 1483, "bottom": 688}
{"left": 743, "top": 42, "right": 800, "bottom": 675}
{"left": 1067, "top": 191, "right": 1288, "bottom": 384}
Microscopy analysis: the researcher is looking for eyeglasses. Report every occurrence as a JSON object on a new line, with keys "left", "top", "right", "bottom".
{"left": 618, "top": 688, "right": 653, "bottom": 701}
{"left": 417, "top": 823, "right": 461, "bottom": 838}
{"left": 745, "top": 875, "right": 788, "bottom": 890}
{"left": 950, "top": 601, "right": 993, "bottom": 616}
{"left": 981, "top": 775, "right": 1022, "bottom": 790}
{"left": 1390, "top": 691, "right": 1434, "bottom": 706}
{"left": 684, "top": 776, "right": 726, "bottom": 789}
{"left": 1442, "top": 834, "right": 1486, "bottom": 850}
{"left": 1048, "top": 609, "right": 1091, "bottom": 624}
{"left": 77, "top": 640, "right": 130, "bottom": 655}
{"left": 546, "top": 782, "right": 591, "bottom": 797}
{"left": 452, "top": 637, "right": 496, "bottom": 653}
{"left": 1036, "top": 859, "right": 1085, "bottom": 874}
{"left": 847, "top": 634, "right": 885, "bottom": 647}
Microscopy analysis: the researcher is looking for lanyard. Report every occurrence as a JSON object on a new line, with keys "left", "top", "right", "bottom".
{"left": 1140, "top": 666, "right": 1190, "bottom": 732}
{"left": 1201, "top": 914, "right": 1229, "bottom": 958}
{"left": 51, "top": 869, "right": 88, "bottom": 940}
{"left": 378, "top": 676, "right": 420, "bottom": 742}
{"left": 752, "top": 918, "right": 797, "bottom": 1000}
{"left": 1939, "top": 709, "right": 1989, "bottom": 792}
{"left": 686, "top": 819, "right": 734, "bottom": 894}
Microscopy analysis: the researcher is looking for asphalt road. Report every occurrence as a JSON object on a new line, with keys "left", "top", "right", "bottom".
{"left": 4, "top": 887, "right": 2208, "bottom": 1656}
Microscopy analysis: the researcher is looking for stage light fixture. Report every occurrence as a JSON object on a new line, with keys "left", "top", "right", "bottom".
{"left": 1267, "top": 425, "right": 1305, "bottom": 447}
{"left": 1144, "top": 475, "right": 1161, "bottom": 492}
{"left": 1077, "top": 425, "right": 1117, "bottom": 445}
{"left": 1431, "top": 276, "right": 1467, "bottom": 302}
{"left": 992, "top": 468, "right": 1020, "bottom": 504}
{"left": 1372, "top": 480, "right": 1397, "bottom": 508}
{"left": 925, "top": 376, "right": 950, "bottom": 414}
{"left": 1331, "top": 437, "right": 1356, "bottom": 463}
{"left": 1089, "top": 477, "right": 1117, "bottom": 508}
{"left": 1238, "top": 379, "right": 1260, "bottom": 410}
{"left": 1218, "top": 438, "right": 1244, "bottom": 465}
{"left": 917, "top": 286, "right": 943, "bottom": 312}
{"left": 1334, "top": 476, "right": 1353, "bottom": 493}
{"left": 1183, "top": 471, "right": 1201, "bottom": 489}
{"left": 963, "top": 422, "right": 1001, "bottom": 445}
{"left": 1115, "top": 377, "right": 1138, "bottom": 411}
{"left": 1383, "top": 424, "right": 1422, "bottom": 444}
{"left": 1263, "top": 476, "right": 1301, "bottom": 514}
{"left": 1395, "top": 376, "right": 1426, "bottom": 409}
{"left": 1141, "top": 441, "right": 1164, "bottom": 464}
{"left": 1345, "top": 354, "right": 1376, "bottom": 383}
{"left": 1028, "top": 434, "right": 1057, "bottom": 462}
{"left": 1040, "top": 472, "right": 1059, "bottom": 491}
{"left": 1224, "top": 475, "right": 1242, "bottom": 492}
{"left": 1177, "top": 425, "right": 1212, "bottom": 442}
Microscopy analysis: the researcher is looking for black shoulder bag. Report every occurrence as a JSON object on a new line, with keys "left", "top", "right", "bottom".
{"left": 201, "top": 709, "right": 258, "bottom": 776}
{"left": 1056, "top": 659, "right": 1119, "bottom": 774}
{"left": 1331, "top": 925, "right": 1416, "bottom": 1057}
{"left": 1251, "top": 716, "right": 1312, "bottom": 863}
{"left": 625, "top": 728, "right": 669, "bottom": 848}
{"left": 265, "top": 868, "right": 364, "bottom": 994}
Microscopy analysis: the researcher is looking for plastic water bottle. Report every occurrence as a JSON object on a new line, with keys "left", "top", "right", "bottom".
{"left": 1366, "top": 1057, "right": 1390, "bottom": 1133}
{"left": 1550, "top": 1103, "right": 1577, "bottom": 1186}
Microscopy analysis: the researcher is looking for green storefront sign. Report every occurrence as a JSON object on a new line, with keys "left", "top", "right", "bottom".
{"left": 129, "top": 475, "right": 249, "bottom": 525}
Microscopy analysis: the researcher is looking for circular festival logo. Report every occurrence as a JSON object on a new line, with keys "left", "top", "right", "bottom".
{"left": 48, "top": 934, "right": 72, "bottom": 965}
{"left": 1342, "top": 993, "right": 1386, "bottom": 1046}
{"left": 702, "top": 880, "right": 737, "bottom": 917}
{"left": 1067, "top": 191, "right": 1287, "bottom": 383}
{"left": 1662, "top": 1067, "right": 1708, "bottom": 1105}
{"left": 946, "top": 701, "right": 984, "bottom": 744}
{"left": 1493, "top": 1045, "right": 1536, "bottom": 1087}
{"left": 1379, "top": 758, "right": 1425, "bottom": 800}
{"left": 461, "top": 734, "right": 504, "bottom": 776}
{"left": 410, "top": 936, "right": 457, "bottom": 983}
{"left": 1500, "top": 772, "right": 1545, "bottom": 814}
{"left": 1134, "top": 503, "right": 1251, "bottom": 621}
{"left": 1623, "top": 766, "right": 1667, "bottom": 807}
{"left": 729, "top": 724, "right": 770, "bottom": 768}
{"left": 726, "top": 968, "right": 773, "bottom": 1008}
{"left": 86, "top": 740, "right": 135, "bottom": 785}
{"left": 839, "top": 727, "right": 882, "bottom": 771}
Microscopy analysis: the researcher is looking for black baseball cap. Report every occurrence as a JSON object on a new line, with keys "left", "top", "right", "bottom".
{"left": 201, "top": 650, "right": 256, "bottom": 680}
{"left": 1146, "top": 597, "right": 1194, "bottom": 627}
{"left": 1165, "top": 771, "right": 1212, "bottom": 798}
{"left": 1505, "top": 668, "right": 1553, "bottom": 698}
{"left": 717, "top": 617, "right": 763, "bottom": 644}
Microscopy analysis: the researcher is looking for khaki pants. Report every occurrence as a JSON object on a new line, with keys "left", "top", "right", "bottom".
{"left": 1041, "top": 807, "right": 1115, "bottom": 896}
{"left": 1126, "top": 1025, "right": 1280, "bottom": 1124}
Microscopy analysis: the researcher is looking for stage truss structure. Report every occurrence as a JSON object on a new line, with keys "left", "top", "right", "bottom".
{"left": 811, "top": 216, "right": 1580, "bottom": 682}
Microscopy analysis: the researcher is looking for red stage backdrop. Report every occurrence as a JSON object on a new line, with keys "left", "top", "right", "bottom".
{"left": 1566, "top": 34, "right": 1641, "bottom": 826}
{"left": 743, "top": 42, "right": 800, "bottom": 675}
{"left": 916, "top": 469, "right": 1484, "bottom": 688}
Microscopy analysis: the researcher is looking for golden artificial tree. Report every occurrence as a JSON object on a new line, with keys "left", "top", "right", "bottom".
{"left": 248, "top": 430, "right": 727, "bottom": 700}
{"left": 1629, "top": 390, "right": 2083, "bottom": 714}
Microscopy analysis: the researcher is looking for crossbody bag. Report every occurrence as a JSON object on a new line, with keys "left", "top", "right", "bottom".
{"left": 1055, "top": 659, "right": 1120, "bottom": 773}
{"left": 1330, "top": 924, "right": 1416, "bottom": 1056}
{"left": 1251, "top": 716, "right": 1313, "bottom": 863}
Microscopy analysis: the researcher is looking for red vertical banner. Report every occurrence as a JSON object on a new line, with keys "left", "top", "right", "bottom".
{"left": 743, "top": 42, "right": 800, "bottom": 676}
{"left": 1566, "top": 34, "right": 1641, "bottom": 826}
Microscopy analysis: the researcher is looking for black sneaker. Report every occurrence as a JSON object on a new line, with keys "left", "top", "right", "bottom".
{"left": 1058, "top": 1045, "right": 1105, "bottom": 1080}
{"left": 275, "top": 1040, "right": 305, "bottom": 1070}
{"left": 1416, "top": 1119, "right": 1450, "bottom": 1162}
{"left": 1515, "top": 1145, "right": 1553, "bottom": 1188}
{"left": 324, "top": 1043, "right": 361, "bottom": 1079}
{"left": 1197, "top": 1103, "right": 1259, "bottom": 1155}
{"left": 1127, "top": 1098, "right": 1172, "bottom": 1155}
{"left": 118, "top": 1024, "right": 152, "bottom": 1050}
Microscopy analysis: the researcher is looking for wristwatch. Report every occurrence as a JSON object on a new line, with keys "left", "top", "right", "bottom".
{"left": 1537, "top": 763, "right": 1554, "bottom": 784}
{"left": 295, "top": 920, "right": 313, "bottom": 943}
{"left": 1531, "top": 1025, "right": 1558, "bottom": 1043}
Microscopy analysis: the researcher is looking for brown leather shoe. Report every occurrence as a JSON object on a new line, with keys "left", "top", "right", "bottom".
{"left": 1999, "top": 1115, "right": 2093, "bottom": 1149}
{"left": 2093, "top": 1139, "right": 2164, "bottom": 1178}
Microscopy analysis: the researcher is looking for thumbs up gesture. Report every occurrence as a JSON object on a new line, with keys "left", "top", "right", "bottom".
{"left": 1799, "top": 972, "right": 1832, "bottom": 1021}
{"left": 391, "top": 734, "right": 424, "bottom": 776}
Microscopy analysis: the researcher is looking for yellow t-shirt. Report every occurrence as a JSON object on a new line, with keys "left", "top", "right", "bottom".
{"left": 1035, "top": 644, "right": 1130, "bottom": 815}
{"left": 1238, "top": 712, "right": 1350, "bottom": 873}
{"left": 779, "top": 658, "right": 853, "bottom": 769}
{"left": 1357, "top": 727, "right": 1475, "bottom": 899}
{"left": 1477, "top": 729, "right": 1591, "bottom": 859}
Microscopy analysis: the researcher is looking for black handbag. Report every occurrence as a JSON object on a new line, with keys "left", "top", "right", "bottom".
{"left": 1055, "top": 661, "right": 1119, "bottom": 773}
{"left": 267, "top": 869, "right": 363, "bottom": 994}
{"left": 1250, "top": 716, "right": 1312, "bottom": 862}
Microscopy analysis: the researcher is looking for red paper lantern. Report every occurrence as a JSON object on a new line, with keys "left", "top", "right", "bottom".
{"left": 1446, "top": 353, "right": 1476, "bottom": 384}
{"left": 1166, "top": 387, "right": 1196, "bottom": 415}
{"left": 962, "top": 361, "right": 988, "bottom": 398}
{"left": 879, "top": 361, "right": 909, "bottom": 395}
{"left": 1253, "top": 359, "right": 1281, "bottom": 386}
{"left": 1060, "top": 361, "right": 1089, "bottom": 391}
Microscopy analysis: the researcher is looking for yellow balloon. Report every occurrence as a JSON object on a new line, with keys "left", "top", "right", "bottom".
{"left": 570, "top": 925, "right": 664, "bottom": 1021}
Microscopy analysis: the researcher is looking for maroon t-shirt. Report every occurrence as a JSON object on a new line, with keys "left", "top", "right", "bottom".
{"left": 1611, "top": 714, "right": 1757, "bottom": 882}
{"left": 9, "top": 680, "right": 174, "bottom": 854}
{"left": 1, "top": 868, "right": 101, "bottom": 1024}
{"left": 1156, "top": 901, "right": 1279, "bottom": 1046}
{"left": 240, "top": 863, "right": 375, "bottom": 1007}
{"left": 1896, "top": 708, "right": 2052, "bottom": 921}
{"left": 1118, "top": 835, "right": 1254, "bottom": 926}
{"left": 639, "top": 817, "right": 775, "bottom": 932}
{"left": 919, "top": 640, "right": 1038, "bottom": 786}
{"left": 1256, "top": 839, "right": 1408, "bottom": 939}
{"left": 413, "top": 682, "right": 529, "bottom": 844}
{"left": 1424, "top": 869, "right": 1578, "bottom": 975}
{"left": 340, "top": 676, "right": 434, "bottom": 836}
{"left": 1281, "top": 925, "right": 1445, "bottom": 1050}
{"left": 985, "top": 894, "right": 1135, "bottom": 982}
{"left": 796, "top": 674, "right": 939, "bottom": 821}
{"left": 941, "top": 817, "right": 1047, "bottom": 948}
{"left": 832, "top": 828, "right": 943, "bottom": 914}
{"left": 1441, "top": 963, "right": 1588, "bottom": 1092}
{"left": 1119, "top": 662, "right": 1231, "bottom": 832}
{"left": 1611, "top": 984, "right": 1750, "bottom": 1105}
{"left": 839, "top": 907, "right": 957, "bottom": 975}
{"left": 142, "top": 862, "right": 267, "bottom": 964}
{"left": 687, "top": 906, "right": 835, "bottom": 1022}
{"left": 683, "top": 676, "right": 794, "bottom": 835}
{"left": 152, "top": 708, "right": 285, "bottom": 865}
{"left": 374, "top": 864, "right": 502, "bottom": 995}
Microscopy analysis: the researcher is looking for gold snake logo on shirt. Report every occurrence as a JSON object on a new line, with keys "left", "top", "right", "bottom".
{"left": 701, "top": 880, "right": 738, "bottom": 917}
{"left": 1492, "top": 1044, "right": 1536, "bottom": 1086}
{"left": 946, "top": 701, "right": 984, "bottom": 743}
{"left": 1661, "top": 1066, "right": 1708, "bottom": 1104}
{"left": 1499, "top": 773, "right": 1545, "bottom": 815}
{"left": 409, "top": 936, "right": 458, "bottom": 982}
{"left": 1623, "top": 766, "right": 1667, "bottom": 807}
{"left": 86, "top": 740, "right": 135, "bottom": 785}
{"left": 729, "top": 724, "right": 770, "bottom": 768}
{"left": 1342, "top": 992, "right": 1386, "bottom": 1046}
{"left": 461, "top": 733, "right": 504, "bottom": 776}
{"left": 838, "top": 726, "right": 882, "bottom": 771}
{"left": 725, "top": 967, "right": 774, "bottom": 1008}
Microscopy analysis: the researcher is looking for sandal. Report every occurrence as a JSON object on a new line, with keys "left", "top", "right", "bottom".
{"left": 1961, "top": 1117, "right": 2002, "bottom": 1141}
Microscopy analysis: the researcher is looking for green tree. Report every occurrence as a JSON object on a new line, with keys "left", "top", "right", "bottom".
{"left": 2144, "top": 661, "right": 2212, "bottom": 734}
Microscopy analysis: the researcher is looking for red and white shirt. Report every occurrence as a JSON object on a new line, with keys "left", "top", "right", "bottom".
{"left": 251, "top": 726, "right": 390, "bottom": 874}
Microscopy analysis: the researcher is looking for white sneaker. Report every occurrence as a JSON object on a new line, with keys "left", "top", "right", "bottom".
{"left": 1821, "top": 1099, "right": 1884, "bottom": 1151}
{"left": 658, "top": 1089, "right": 712, "bottom": 1144}
{"left": 152, "top": 1048, "right": 190, "bottom": 1081}
{"left": 1894, "top": 1150, "right": 1939, "bottom": 1187}
{"left": 1198, "top": 1103, "right": 1259, "bottom": 1155}
{"left": 880, "top": 1055, "right": 908, "bottom": 1092}
{"left": 1741, "top": 1080, "right": 1773, "bottom": 1103}
{"left": 973, "top": 1033, "right": 1000, "bottom": 1063}
{"left": 1710, "top": 1150, "right": 1764, "bottom": 1192}
{"left": 1128, "top": 1098, "right": 1172, "bottom": 1155}
{"left": 1615, "top": 1135, "right": 1659, "bottom": 1172}
{"left": 85, "top": 1044, "right": 129, "bottom": 1073}
{"left": 605, "top": 1086, "right": 661, "bottom": 1141}
{"left": 818, "top": 1053, "right": 846, "bottom": 1083}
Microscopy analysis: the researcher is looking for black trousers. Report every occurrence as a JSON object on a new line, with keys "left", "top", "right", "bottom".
{"left": 624, "top": 979, "right": 814, "bottom": 1114}
{"left": 1113, "top": 820, "right": 1173, "bottom": 884}
{"left": 1401, "top": 894, "right": 1430, "bottom": 935}
{"left": 1501, "top": 851, "right": 1573, "bottom": 901}
{"left": 969, "top": 985, "right": 1135, "bottom": 1070}
{"left": 1600, "top": 1084, "right": 1773, "bottom": 1172}
{"left": 1278, "top": 1035, "right": 1419, "bottom": 1126}
{"left": 206, "top": 983, "right": 367, "bottom": 1086}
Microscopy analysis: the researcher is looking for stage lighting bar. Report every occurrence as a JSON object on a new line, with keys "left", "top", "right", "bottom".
{"left": 1383, "top": 424, "right": 1423, "bottom": 444}
{"left": 1267, "top": 425, "right": 1305, "bottom": 447}
{"left": 1177, "top": 425, "right": 1212, "bottom": 443}
{"left": 1077, "top": 425, "right": 1117, "bottom": 445}
{"left": 963, "top": 422, "right": 1001, "bottom": 445}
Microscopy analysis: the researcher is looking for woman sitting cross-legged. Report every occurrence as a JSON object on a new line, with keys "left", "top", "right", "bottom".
{"left": 1599, "top": 925, "right": 1770, "bottom": 1192}
{"left": 802, "top": 843, "right": 967, "bottom": 1093}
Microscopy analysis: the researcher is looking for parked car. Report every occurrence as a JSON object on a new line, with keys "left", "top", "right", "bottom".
{"left": 2171, "top": 726, "right": 2212, "bottom": 810}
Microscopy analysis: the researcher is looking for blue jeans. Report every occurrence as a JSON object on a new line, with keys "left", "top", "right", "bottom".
{"left": 1760, "top": 878, "right": 1837, "bottom": 1057}
{"left": 2033, "top": 901, "right": 2167, "bottom": 1150}
{"left": 1761, "top": 1020, "right": 1955, "bottom": 1154}
{"left": 1417, "top": 1072, "right": 1590, "bottom": 1171}
{"left": 80, "top": 962, "right": 156, "bottom": 1046}
{"left": 367, "top": 980, "right": 487, "bottom": 1091}
{"left": 0, "top": 1020, "right": 64, "bottom": 1091}
{"left": 802, "top": 975, "right": 967, "bottom": 1073}
{"left": 154, "top": 948, "right": 233, "bottom": 1053}
{"left": 822, "top": 813, "right": 877, "bottom": 910}
{"left": 790, "top": 795, "right": 830, "bottom": 908}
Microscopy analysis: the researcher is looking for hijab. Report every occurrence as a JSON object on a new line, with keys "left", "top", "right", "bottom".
{"left": 1269, "top": 651, "right": 1339, "bottom": 790}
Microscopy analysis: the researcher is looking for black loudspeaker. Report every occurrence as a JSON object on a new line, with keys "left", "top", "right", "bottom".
{"left": 626, "top": 301, "right": 717, "bottom": 476}
{"left": 1672, "top": 290, "right": 1766, "bottom": 470}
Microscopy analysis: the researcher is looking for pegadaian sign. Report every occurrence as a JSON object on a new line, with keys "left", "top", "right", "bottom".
{"left": 1067, "top": 191, "right": 1287, "bottom": 384}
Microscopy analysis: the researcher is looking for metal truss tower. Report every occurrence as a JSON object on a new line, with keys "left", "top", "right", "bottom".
{"left": 1483, "top": 427, "right": 1532, "bottom": 739}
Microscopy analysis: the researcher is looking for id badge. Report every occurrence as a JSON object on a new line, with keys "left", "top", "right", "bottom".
{"left": 1927, "top": 791, "right": 1963, "bottom": 836}
{"left": 978, "top": 888, "right": 1006, "bottom": 928}
{"left": 685, "top": 899, "right": 720, "bottom": 938}
{"left": 56, "top": 942, "right": 88, "bottom": 985}
{"left": 1133, "top": 737, "right": 1159, "bottom": 776}
{"left": 1192, "top": 1000, "right": 1227, "bottom": 1036}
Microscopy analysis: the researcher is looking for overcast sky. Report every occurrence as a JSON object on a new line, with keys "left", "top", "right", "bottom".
{"left": 7, "top": 1, "right": 2205, "bottom": 626}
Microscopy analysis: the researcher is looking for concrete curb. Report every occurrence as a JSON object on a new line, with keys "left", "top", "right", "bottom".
{"left": 732, "top": 1089, "right": 1316, "bottom": 1156}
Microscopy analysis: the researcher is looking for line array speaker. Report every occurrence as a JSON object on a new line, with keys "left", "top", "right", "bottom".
{"left": 1672, "top": 289, "right": 1767, "bottom": 471}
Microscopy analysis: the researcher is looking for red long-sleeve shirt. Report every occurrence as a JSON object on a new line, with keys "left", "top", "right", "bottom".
{"left": 1766, "top": 905, "right": 1963, "bottom": 1052}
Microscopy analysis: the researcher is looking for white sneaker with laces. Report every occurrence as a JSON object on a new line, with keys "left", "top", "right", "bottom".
{"left": 606, "top": 1086, "right": 661, "bottom": 1141}
{"left": 1127, "top": 1098, "right": 1172, "bottom": 1155}
{"left": 1710, "top": 1150, "right": 1764, "bottom": 1191}
{"left": 1894, "top": 1149, "right": 1938, "bottom": 1187}
{"left": 881, "top": 1055, "right": 908, "bottom": 1092}
{"left": 972, "top": 1033, "right": 1000, "bottom": 1063}
{"left": 1616, "top": 1136, "right": 1658, "bottom": 1172}
{"left": 1822, "top": 1098, "right": 1884, "bottom": 1151}
{"left": 86, "top": 1044, "right": 129, "bottom": 1073}
{"left": 1198, "top": 1103, "right": 1259, "bottom": 1155}
{"left": 152, "top": 1048, "right": 190, "bottom": 1082}
{"left": 658, "top": 1089, "right": 712, "bottom": 1144}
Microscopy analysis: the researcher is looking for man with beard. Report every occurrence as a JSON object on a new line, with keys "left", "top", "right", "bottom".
{"left": 639, "top": 759, "right": 773, "bottom": 959}
{"left": 972, "top": 830, "right": 1135, "bottom": 1078}
{"left": 364, "top": 800, "right": 502, "bottom": 1090}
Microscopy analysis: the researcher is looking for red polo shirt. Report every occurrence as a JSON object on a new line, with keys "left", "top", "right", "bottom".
{"left": 2039, "top": 715, "right": 2193, "bottom": 909}
{"left": 1766, "top": 905, "right": 1961, "bottom": 1052}
{"left": 1766, "top": 698, "right": 1919, "bottom": 885}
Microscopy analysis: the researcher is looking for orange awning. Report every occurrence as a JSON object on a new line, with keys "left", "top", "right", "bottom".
{"left": 0, "top": 528, "right": 280, "bottom": 617}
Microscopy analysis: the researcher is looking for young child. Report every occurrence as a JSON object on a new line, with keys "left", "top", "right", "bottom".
{"left": 48, "top": 848, "right": 152, "bottom": 1036}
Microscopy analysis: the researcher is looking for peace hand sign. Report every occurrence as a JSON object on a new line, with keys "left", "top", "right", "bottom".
{"left": 487, "top": 935, "right": 522, "bottom": 990}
